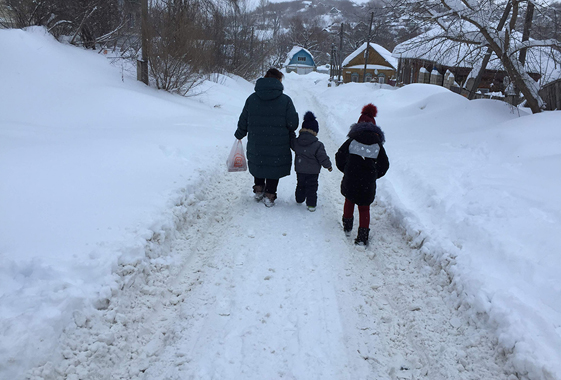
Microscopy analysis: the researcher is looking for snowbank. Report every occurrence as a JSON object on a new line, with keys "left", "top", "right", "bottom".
{"left": 305, "top": 77, "right": 561, "bottom": 379}
{"left": 0, "top": 27, "right": 251, "bottom": 378}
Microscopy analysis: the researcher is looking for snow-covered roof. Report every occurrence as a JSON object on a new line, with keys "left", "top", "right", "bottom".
{"left": 342, "top": 42, "right": 398, "bottom": 70}
{"left": 525, "top": 47, "right": 561, "bottom": 86}
{"left": 254, "top": 29, "right": 274, "bottom": 41}
{"left": 286, "top": 63, "right": 315, "bottom": 68}
{"left": 320, "top": 14, "right": 338, "bottom": 26}
{"left": 284, "top": 46, "right": 314, "bottom": 67}
{"left": 391, "top": 28, "right": 561, "bottom": 84}
{"left": 345, "top": 64, "right": 395, "bottom": 71}
{"left": 392, "top": 28, "right": 504, "bottom": 70}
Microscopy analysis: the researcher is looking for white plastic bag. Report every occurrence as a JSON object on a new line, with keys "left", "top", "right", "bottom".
{"left": 227, "top": 139, "right": 247, "bottom": 172}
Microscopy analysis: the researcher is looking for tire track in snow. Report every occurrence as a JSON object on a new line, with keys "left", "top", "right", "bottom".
{"left": 140, "top": 171, "right": 375, "bottom": 379}
{"left": 26, "top": 169, "right": 245, "bottom": 380}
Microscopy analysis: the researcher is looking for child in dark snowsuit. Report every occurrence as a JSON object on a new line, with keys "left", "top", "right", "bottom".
{"left": 335, "top": 104, "right": 389, "bottom": 245}
{"left": 291, "top": 111, "right": 332, "bottom": 212}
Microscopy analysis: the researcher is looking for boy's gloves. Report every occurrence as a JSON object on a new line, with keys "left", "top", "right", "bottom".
{"left": 328, "top": 167, "right": 333, "bottom": 172}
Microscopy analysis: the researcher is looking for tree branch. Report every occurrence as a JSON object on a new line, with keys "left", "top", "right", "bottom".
{"left": 70, "top": 6, "right": 98, "bottom": 45}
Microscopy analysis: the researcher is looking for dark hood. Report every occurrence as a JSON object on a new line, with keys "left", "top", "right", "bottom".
{"left": 254, "top": 77, "right": 284, "bottom": 101}
{"left": 297, "top": 131, "right": 318, "bottom": 146}
{"left": 348, "top": 122, "right": 385, "bottom": 145}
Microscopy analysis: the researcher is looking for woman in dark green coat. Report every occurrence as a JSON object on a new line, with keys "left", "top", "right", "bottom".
{"left": 234, "top": 68, "right": 299, "bottom": 207}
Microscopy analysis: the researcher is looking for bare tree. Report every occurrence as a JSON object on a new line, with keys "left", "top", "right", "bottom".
{"left": 286, "top": 16, "right": 323, "bottom": 51}
{"left": 351, "top": 0, "right": 399, "bottom": 50}
{"left": 147, "top": 0, "right": 216, "bottom": 94}
{"left": 1, "top": 0, "right": 122, "bottom": 49}
{"left": 531, "top": 1, "right": 561, "bottom": 42}
{"left": 282, "top": 16, "right": 331, "bottom": 63}
{"left": 401, "top": 0, "right": 561, "bottom": 113}
{"left": 1, "top": 0, "right": 56, "bottom": 28}
{"left": 219, "top": 0, "right": 267, "bottom": 78}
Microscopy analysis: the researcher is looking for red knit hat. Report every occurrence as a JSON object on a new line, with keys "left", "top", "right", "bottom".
{"left": 358, "top": 103, "right": 377, "bottom": 124}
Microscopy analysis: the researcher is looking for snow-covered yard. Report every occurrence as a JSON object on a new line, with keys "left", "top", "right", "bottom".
{"left": 1, "top": 27, "right": 560, "bottom": 380}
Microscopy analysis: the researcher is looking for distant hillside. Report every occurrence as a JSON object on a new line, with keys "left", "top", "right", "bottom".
{"left": 250, "top": 0, "right": 423, "bottom": 66}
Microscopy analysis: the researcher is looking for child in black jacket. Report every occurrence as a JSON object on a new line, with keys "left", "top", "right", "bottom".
{"left": 335, "top": 104, "right": 389, "bottom": 245}
{"left": 291, "top": 112, "right": 332, "bottom": 212}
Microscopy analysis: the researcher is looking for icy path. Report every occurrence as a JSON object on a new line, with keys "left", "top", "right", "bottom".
{"left": 29, "top": 81, "right": 513, "bottom": 380}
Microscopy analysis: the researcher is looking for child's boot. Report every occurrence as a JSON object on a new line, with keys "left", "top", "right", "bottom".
{"left": 342, "top": 216, "right": 353, "bottom": 236}
{"left": 355, "top": 227, "right": 370, "bottom": 246}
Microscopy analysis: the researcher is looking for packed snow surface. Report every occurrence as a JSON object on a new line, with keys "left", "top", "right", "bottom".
{"left": 1, "top": 27, "right": 560, "bottom": 380}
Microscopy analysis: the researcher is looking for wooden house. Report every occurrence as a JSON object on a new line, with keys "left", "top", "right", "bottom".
{"left": 341, "top": 42, "right": 397, "bottom": 84}
{"left": 284, "top": 46, "right": 316, "bottom": 75}
{"left": 392, "top": 29, "right": 542, "bottom": 94}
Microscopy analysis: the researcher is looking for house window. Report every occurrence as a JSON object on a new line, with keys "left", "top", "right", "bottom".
{"left": 378, "top": 72, "right": 386, "bottom": 84}
{"left": 365, "top": 73, "right": 373, "bottom": 82}
{"left": 351, "top": 73, "right": 359, "bottom": 82}
{"left": 298, "top": 56, "right": 306, "bottom": 62}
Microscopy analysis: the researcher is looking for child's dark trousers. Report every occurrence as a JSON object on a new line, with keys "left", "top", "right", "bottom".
{"left": 295, "top": 173, "right": 319, "bottom": 207}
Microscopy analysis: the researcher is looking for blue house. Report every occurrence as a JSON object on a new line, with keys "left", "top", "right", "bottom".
{"left": 284, "top": 46, "right": 316, "bottom": 75}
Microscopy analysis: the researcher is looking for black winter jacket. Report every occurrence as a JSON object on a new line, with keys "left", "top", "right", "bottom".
{"left": 234, "top": 78, "right": 299, "bottom": 179}
{"left": 335, "top": 122, "right": 389, "bottom": 206}
{"left": 291, "top": 130, "right": 332, "bottom": 174}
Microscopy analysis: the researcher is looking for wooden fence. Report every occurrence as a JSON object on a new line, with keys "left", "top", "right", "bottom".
{"left": 539, "top": 79, "right": 561, "bottom": 111}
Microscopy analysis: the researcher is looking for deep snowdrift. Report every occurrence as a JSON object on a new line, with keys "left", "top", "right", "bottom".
{"left": 0, "top": 27, "right": 252, "bottom": 378}
{"left": 303, "top": 76, "right": 561, "bottom": 379}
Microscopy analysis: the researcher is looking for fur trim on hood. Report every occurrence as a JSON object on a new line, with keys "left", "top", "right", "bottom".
{"left": 348, "top": 122, "right": 385, "bottom": 144}
{"left": 300, "top": 128, "right": 318, "bottom": 136}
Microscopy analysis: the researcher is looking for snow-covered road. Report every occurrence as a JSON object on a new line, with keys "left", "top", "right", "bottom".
{"left": 27, "top": 77, "right": 515, "bottom": 380}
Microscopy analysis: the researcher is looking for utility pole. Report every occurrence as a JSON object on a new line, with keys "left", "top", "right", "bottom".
{"left": 250, "top": 27, "right": 254, "bottom": 60}
{"left": 138, "top": 0, "right": 149, "bottom": 85}
{"left": 261, "top": 40, "right": 264, "bottom": 76}
{"left": 337, "top": 23, "right": 344, "bottom": 83}
{"left": 363, "top": 12, "right": 374, "bottom": 83}
{"left": 330, "top": 43, "right": 335, "bottom": 81}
